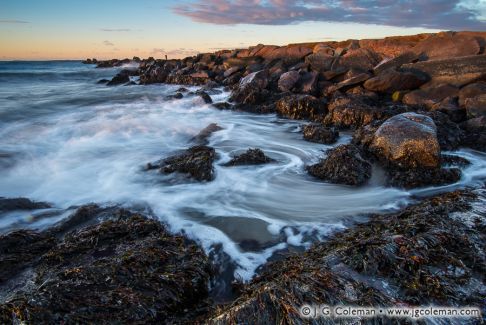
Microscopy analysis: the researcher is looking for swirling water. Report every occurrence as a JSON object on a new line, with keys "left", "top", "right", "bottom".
{"left": 1, "top": 61, "right": 485, "bottom": 280}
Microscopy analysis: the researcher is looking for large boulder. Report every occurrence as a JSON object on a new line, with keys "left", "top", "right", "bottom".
{"left": 276, "top": 95, "right": 327, "bottom": 121}
{"left": 370, "top": 113, "right": 440, "bottom": 169}
{"left": 402, "top": 84, "right": 459, "bottom": 108}
{"left": 305, "top": 52, "right": 336, "bottom": 72}
{"left": 331, "top": 48, "right": 382, "bottom": 72}
{"left": 411, "top": 33, "right": 481, "bottom": 60}
{"left": 364, "top": 68, "right": 428, "bottom": 93}
{"left": 373, "top": 51, "right": 423, "bottom": 75}
{"left": 402, "top": 55, "right": 486, "bottom": 88}
{"left": 277, "top": 71, "right": 300, "bottom": 92}
{"left": 307, "top": 144, "right": 372, "bottom": 186}
{"left": 147, "top": 146, "right": 216, "bottom": 182}
{"left": 107, "top": 70, "right": 130, "bottom": 86}
{"left": 239, "top": 70, "right": 269, "bottom": 90}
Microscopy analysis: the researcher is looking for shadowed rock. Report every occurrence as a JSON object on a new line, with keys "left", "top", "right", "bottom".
{"left": 302, "top": 124, "right": 339, "bottom": 144}
{"left": 307, "top": 144, "right": 372, "bottom": 186}
{"left": 0, "top": 198, "right": 51, "bottom": 212}
{"left": 276, "top": 95, "right": 327, "bottom": 121}
{"left": 364, "top": 68, "right": 428, "bottom": 93}
{"left": 277, "top": 71, "right": 300, "bottom": 92}
{"left": 402, "top": 84, "right": 459, "bottom": 108}
{"left": 107, "top": 70, "right": 131, "bottom": 86}
{"left": 464, "top": 94, "right": 486, "bottom": 118}
{"left": 222, "top": 148, "right": 274, "bottom": 167}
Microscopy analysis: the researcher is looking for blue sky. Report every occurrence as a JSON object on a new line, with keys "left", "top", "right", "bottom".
{"left": 1, "top": 0, "right": 485, "bottom": 60}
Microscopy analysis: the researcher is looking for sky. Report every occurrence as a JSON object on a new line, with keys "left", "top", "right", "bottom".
{"left": 1, "top": 0, "right": 485, "bottom": 60}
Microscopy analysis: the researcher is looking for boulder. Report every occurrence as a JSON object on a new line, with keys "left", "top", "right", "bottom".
{"left": 305, "top": 53, "right": 336, "bottom": 72}
{"left": 331, "top": 48, "right": 382, "bottom": 72}
{"left": 461, "top": 116, "right": 486, "bottom": 133}
{"left": 224, "top": 66, "right": 242, "bottom": 78}
{"left": 411, "top": 33, "right": 481, "bottom": 60}
{"left": 387, "top": 167, "right": 461, "bottom": 189}
{"left": 370, "top": 113, "right": 440, "bottom": 169}
{"left": 430, "top": 97, "right": 466, "bottom": 123}
{"left": 464, "top": 94, "right": 486, "bottom": 118}
{"left": 458, "top": 82, "right": 486, "bottom": 106}
{"left": 275, "top": 95, "right": 327, "bottom": 121}
{"left": 277, "top": 71, "right": 300, "bottom": 92}
{"left": 191, "top": 123, "right": 223, "bottom": 144}
{"left": 299, "top": 71, "right": 319, "bottom": 94}
{"left": 364, "top": 69, "right": 428, "bottom": 93}
{"left": 222, "top": 148, "right": 274, "bottom": 167}
{"left": 197, "top": 91, "right": 213, "bottom": 104}
{"left": 239, "top": 70, "right": 269, "bottom": 90}
{"left": 327, "top": 73, "right": 371, "bottom": 94}
{"left": 402, "top": 84, "right": 459, "bottom": 108}
{"left": 402, "top": 55, "right": 486, "bottom": 88}
{"left": 307, "top": 144, "right": 372, "bottom": 186}
{"left": 373, "top": 51, "right": 423, "bottom": 75}
{"left": 313, "top": 43, "right": 334, "bottom": 56}
{"left": 302, "top": 124, "right": 339, "bottom": 144}
{"left": 425, "top": 111, "right": 464, "bottom": 151}
{"left": 148, "top": 146, "right": 217, "bottom": 182}
{"left": 324, "top": 94, "right": 390, "bottom": 128}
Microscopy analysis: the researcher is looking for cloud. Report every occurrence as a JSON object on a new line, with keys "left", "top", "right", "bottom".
{"left": 173, "top": 0, "right": 486, "bottom": 30}
{"left": 0, "top": 19, "right": 29, "bottom": 24}
{"left": 100, "top": 28, "right": 132, "bottom": 32}
{"left": 103, "top": 40, "right": 115, "bottom": 46}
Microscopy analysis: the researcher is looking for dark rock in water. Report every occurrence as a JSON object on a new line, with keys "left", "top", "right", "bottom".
{"left": 275, "top": 95, "right": 327, "bottom": 121}
{"left": 223, "top": 148, "right": 274, "bottom": 167}
{"left": 370, "top": 113, "right": 440, "bottom": 169}
{"left": 363, "top": 68, "right": 428, "bottom": 93}
{"left": 0, "top": 197, "right": 51, "bottom": 212}
{"left": 0, "top": 209, "right": 211, "bottom": 324}
{"left": 191, "top": 123, "right": 223, "bottom": 144}
{"left": 302, "top": 124, "right": 339, "bottom": 144}
{"left": 352, "top": 120, "right": 383, "bottom": 151}
{"left": 197, "top": 91, "right": 213, "bottom": 104}
{"left": 165, "top": 92, "right": 183, "bottom": 100}
{"left": 324, "top": 94, "right": 391, "bottom": 128}
{"left": 387, "top": 166, "right": 461, "bottom": 189}
{"left": 96, "top": 79, "right": 110, "bottom": 84}
{"left": 441, "top": 154, "right": 471, "bottom": 168}
{"left": 212, "top": 102, "right": 232, "bottom": 110}
{"left": 176, "top": 87, "right": 189, "bottom": 93}
{"left": 107, "top": 70, "right": 130, "bottom": 86}
{"left": 152, "top": 146, "right": 216, "bottom": 182}
{"left": 207, "top": 189, "right": 485, "bottom": 323}
{"left": 307, "top": 144, "right": 372, "bottom": 186}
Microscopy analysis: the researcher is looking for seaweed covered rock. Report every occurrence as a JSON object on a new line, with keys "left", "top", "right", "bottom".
{"left": 0, "top": 212, "right": 212, "bottom": 324}
{"left": 209, "top": 189, "right": 485, "bottom": 323}
{"left": 107, "top": 70, "right": 130, "bottom": 86}
{"left": 302, "top": 124, "right": 339, "bottom": 144}
{"left": 387, "top": 166, "right": 462, "bottom": 189}
{"left": 370, "top": 113, "right": 440, "bottom": 169}
{"left": 276, "top": 95, "right": 327, "bottom": 121}
{"left": 223, "top": 148, "right": 274, "bottom": 167}
{"left": 147, "top": 146, "right": 216, "bottom": 182}
{"left": 307, "top": 144, "right": 372, "bottom": 186}
{"left": 324, "top": 94, "right": 391, "bottom": 129}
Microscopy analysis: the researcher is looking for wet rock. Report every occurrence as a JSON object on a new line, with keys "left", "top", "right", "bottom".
{"left": 197, "top": 91, "right": 213, "bottom": 104}
{"left": 0, "top": 212, "right": 211, "bottom": 324}
{"left": 324, "top": 94, "right": 390, "bottom": 129}
{"left": 0, "top": 197, "right": 51, "bottom": 212}
{"left": 107, "top": 70, "right": 130, "bottom": 86}
{"left": 307, "top": 144, "right": 372, "bottom": 186}
{"left": 387, "top": 167, "right": 461, "bottom": 189}
{"left": 402, "top": 55, "right": 486, "bottom": 88}
{"left": 302, "top": 124, "right": 339, "bottom": 144}
{"left": 165, "top": 92, "right": 183, "bottom": 100}
{"left": 402, "top": 84, "right": 459, "bottom": 108}
{"left": 430, "top": 97, "right": 466, "bottom": 123}
{"left": 96, "top": 79, "right": 110, "bottom": 84}
{"left": 364, "top": 68, "right": 428, "bottom": 93}
{"left": 212, "top": 102, "right": 232, "bottom": 110}
{"left": 191, "top": 123, "right": 223, "bottom": 144}
{"left": 208, "top": 189, "right": 485, "bottom": 323}
{"left": 239, "top": 70, "right": 269, "bottom": 90}
{"left": 464, "top": 94, "right": 486, "bottom": 118}
{"left": 425, "top": 111, "right": 464, "bottom": 151}
{"left": 458, "top": 82, "right": 486, "bottom": 106}
{"left": 222, "top": 148, "right": 274, "bottom": 167}
{"left": 370, "top": 113, "right": 440, "bottom": 169}
{"left": 275, "top": 95, "right": 327, "bottom": 121}
{"left": 461, "top": 116, "right": 486, "bottom": 133}
{"left": 277, "top": 71, "right": 300, "bottom": 92}
{"left": 150, "top": 146, "right": 216, "bottom": 182}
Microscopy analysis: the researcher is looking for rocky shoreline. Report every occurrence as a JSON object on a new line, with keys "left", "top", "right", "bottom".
{"left": 1, "top": 31, "right": 486, "bottom": 323}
